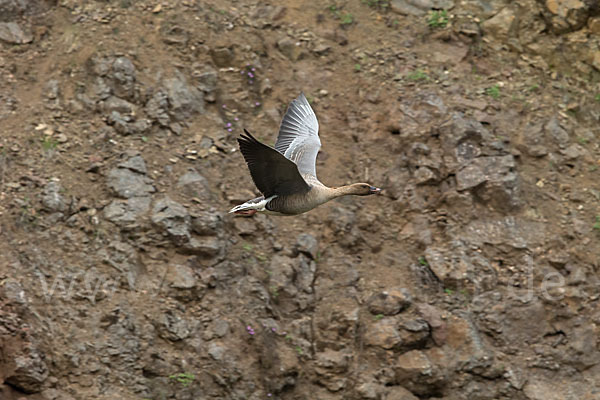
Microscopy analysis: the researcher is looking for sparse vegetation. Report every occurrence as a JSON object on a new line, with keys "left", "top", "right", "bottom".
{"left": 406, "top": 69, "right": 429, "bottom": 82}
{"left": 362, "top": 0, "right": 390, "bottom": 10}
{"left": 374, "top": 313, "right": 384, "bottom": 320}
{"left": 593, "top": 216, "right": 600, "bottom": 232}
{"left": 340, "top": 13, "right": 354, "bottom": 25}
{"left": 169, "top": 372, "right": 195, "bottom": 387}
{"left": 427, "top": 10, "right": 449, "bottom": 28}
{"left": 41, "top": 136, "right": 58, "bottom": 151}
{"left": 486, "top": 84, "right": 501, "bottom": 99}
{"left": 354, "top": 63, "right": 362, "bottom": 72}
{"left": 418, "top": 256, "right": 428, "bottom": 266}
{"left": 595, "top": 94, "right": 600, "bottom": 102}
{"left": 328, "top": 5, "right": 354, "bottom": 26}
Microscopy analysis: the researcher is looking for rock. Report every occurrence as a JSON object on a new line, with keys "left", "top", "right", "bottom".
{"left": 545, "top": 117, "right": 569, "bottom": 148}
{"left": 145, "top": 89, "right": 171, "bottom": 126}
{"left": 45, "top": 79, "right": 59, "bottom": 99}
{"left": 177, "top": 169, "right": 213, "bottom": 200}
{"left": 157, "top": 311, "right": 190, "bottom": 341}
{"left": 107, "top": 164, "right": 155, "bottom": 198}
{"left": 518, "top": 122, "right": 548, "bottom": 157}
{"left": 455, "top": 155, "right": 521, "bottom": 211}
{"left": 277, "top": 37, "right": 307, "bottom": 61}
{"left": 365, "top": 318, "right": 402, "bottom": 349}
{"left": 168, "top": 264, "right": 197, "bottom": 289}
{"left": 100, "top": 241, "right": 145, "bottom": 290}
{"left": 118, "top": 155, "right": 148, "bottom": 175}
{"left": 151, "top": 197, "right": 191, "bottom": 245}
{"left": 295, "top": 233, "right": 319, "bottom": 259}
{"left": 208, "top": 342, "right": 226, "bottom": 360}
{"left": 107, "top": 111, "right": 151, "bottom": 135}
{"left": 416, "top": 303, "right": 446, "bottom": 345}
{"left": 193, "top": 63, "right": 218, "bottom": 95}
{"left": 42, "top": 181, "right": 68, "bottom": 213}
{"left": 249, "top": 5, "right": 287, "bottom": 28}
{"left": 190, "top": 210, "right": 223, "bottom": 235}
{"left": 391, "top": 0, "right": 454, "bottom": 16}
{"left": 356, "top": 380, "right": 381, "bottom": 399}
{"left": 0, "top": 22, "right": 32, "bottom": 44}
{"left": 556, "top": 323, "right": 600, "bottom": 370}
{"left": 183, "top": 236, "right": 222, "bottom": 258}
{"left": 0, "top": 0, "right": 50, "bottom": 21}
{"left": 163, "top": 72, "right": 204, "bottom": 121}
{"left": 4, "top": 347, "right": 49, "bottom": 393}
{"left": 540, "top": 0, "right": 593, "bottom": 33}
{"left": 111, "top": 56, "right": 136, "bottom": 99}
{"left": 385, "top": 386, "right": 419, "bottom": 400}
{"left": 210, "top": 47, "right": 233, "bottom": 67}
{"left": 103, "top": 96, "right": 136, "bottom": 114}
{"left": 481, "top": 7, "right": 516, "bottom": 42}
{"left": 367, "top": 288, "right": 412, "bottom": 316}
{"left": 394, "top": 350, "right": 446, "bottom": 396}
{"left": 104, "top": 196, "right": 151, "bottom": 226}
{"left": 315, "top": 349, "right": 350, "bottom": 391}
{"left": 463, "top": 217, "right": 545, "bottom": 249}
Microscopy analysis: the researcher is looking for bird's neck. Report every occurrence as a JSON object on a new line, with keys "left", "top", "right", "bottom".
{"left": 329, "top": 185, "right": 358, "bottom": 198}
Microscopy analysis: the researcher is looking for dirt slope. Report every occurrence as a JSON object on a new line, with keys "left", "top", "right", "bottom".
{"left": 1, "top": 0, "right": 600, "bottom": 399}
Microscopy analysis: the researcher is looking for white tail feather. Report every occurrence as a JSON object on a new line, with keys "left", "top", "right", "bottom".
{"left": 229, "top": 195, "right": 277, "bottom": 213}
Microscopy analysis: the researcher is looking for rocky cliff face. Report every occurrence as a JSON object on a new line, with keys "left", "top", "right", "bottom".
{"left": 0, "top": 0, "right": 599, "bottom": 399}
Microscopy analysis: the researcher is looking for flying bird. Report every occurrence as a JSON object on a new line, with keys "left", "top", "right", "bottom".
{"left": 230, "top": 93, "right": 381, "bottom": 216}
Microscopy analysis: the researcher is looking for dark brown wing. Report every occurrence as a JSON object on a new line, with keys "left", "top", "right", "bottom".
{"left": 237, "top": 129, "right": 310, "bottom": 197}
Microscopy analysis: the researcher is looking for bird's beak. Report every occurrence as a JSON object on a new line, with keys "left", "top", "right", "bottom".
{"left": 369, "top": 186, "right": 382, "bottom": 195}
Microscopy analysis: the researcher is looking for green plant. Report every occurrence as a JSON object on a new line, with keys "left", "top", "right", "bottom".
{"left": 270, "top": 286, "right": 279, "bottom": 299}
{"left": 242, "top": 243, "right": 253, "bottom": 251}
{"left": 529, "top": 84, "right": 539, "bottom": 92}
{"left": 341, "top": 13, "right": 354, "bottom": 25}
{"left": 486, "top": 84, "right": 500, "bottom": 99}
{"left": 362, "top": 0, "right": 390, "bottom": 10}
{"left": 374, "top": 314, "right": 384, "bottom": 320}
{"left": 427, "top": 10, "right": 448, "bottom": 28}
{"left": 595, "top": 94, "right": 600, "bottom": 102}
{"left": 41, "top": 136, "right": 58, "bottom": 151}
{"left": 578, "top": 137, "right": 589, "bottom": 145}
{"left": 418, "top": 256, "right": 428, "bottom": 266}
{"left": 444, "top": 288, "right": 454, "bottom": 295}
{"left": 406, "top": 69, "right": 428, "bottom": 82}
{"left": 593, "top": 216, "right": 600, "bottom": 231}
{"left": 169, "top": 372, "right": 195, "bottom": 387}
{"left": 354, "top": 63, "right": 362, "bottom": 72}
{"left": 295, "top": 346, "right": 303, "bottom": 355}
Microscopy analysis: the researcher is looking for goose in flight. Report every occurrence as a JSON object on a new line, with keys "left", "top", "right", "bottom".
{"left": 230, "top": 93, "right": 381, "bottom": 216}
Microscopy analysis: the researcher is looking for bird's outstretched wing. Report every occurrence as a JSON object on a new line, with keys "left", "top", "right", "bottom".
{"left": 275, "top": 93, "right": 321, "bottom": 178}
{"left": 237, "top": 129, "right": 310, "bottom": 197}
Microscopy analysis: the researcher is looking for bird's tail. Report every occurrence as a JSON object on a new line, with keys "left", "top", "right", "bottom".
{"left": 229, "top": 195, "right": 277, "bottom": 214}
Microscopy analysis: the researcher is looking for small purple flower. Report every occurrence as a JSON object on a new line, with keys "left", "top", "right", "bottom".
{"left": 246, "top": 63, "right": 250, "bottom": 67}
{"left": 226, "top": 122, "right": 232, "bottom": 127}
{"left": 255, "top": 102, "right": 261, "bottom": 106}
{"left": 234, "top": 117, "right": 239, "bottom": 121}
{"left": 227, "top": 128, "right": 232, "bottom": 132}
{"left": 267, "top": 394, "right": 272, "bottom": 397}
{"left": 247, "top": 326, "right": 251, "bottom": 330}
{"left": 271, "top": 327, "right": 276, "bottom": 332}
{"left": 222, "top": 104, "right": 227, "bottom": 109}
{"left": 251, "top": 67, "right": 256, "bottom": 71}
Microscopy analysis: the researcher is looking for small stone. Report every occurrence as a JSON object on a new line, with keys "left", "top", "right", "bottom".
{"left": 168, "top": 264, "right": 197, "bottom": 289}
{"left": 367, "top": 288, "right": 412, "bottom": 315}
{"left": 0, "top": 22, "right": 33, "bottom": 44}
{"left": 295, "top": 233, "right": 319, "bottom": 259}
